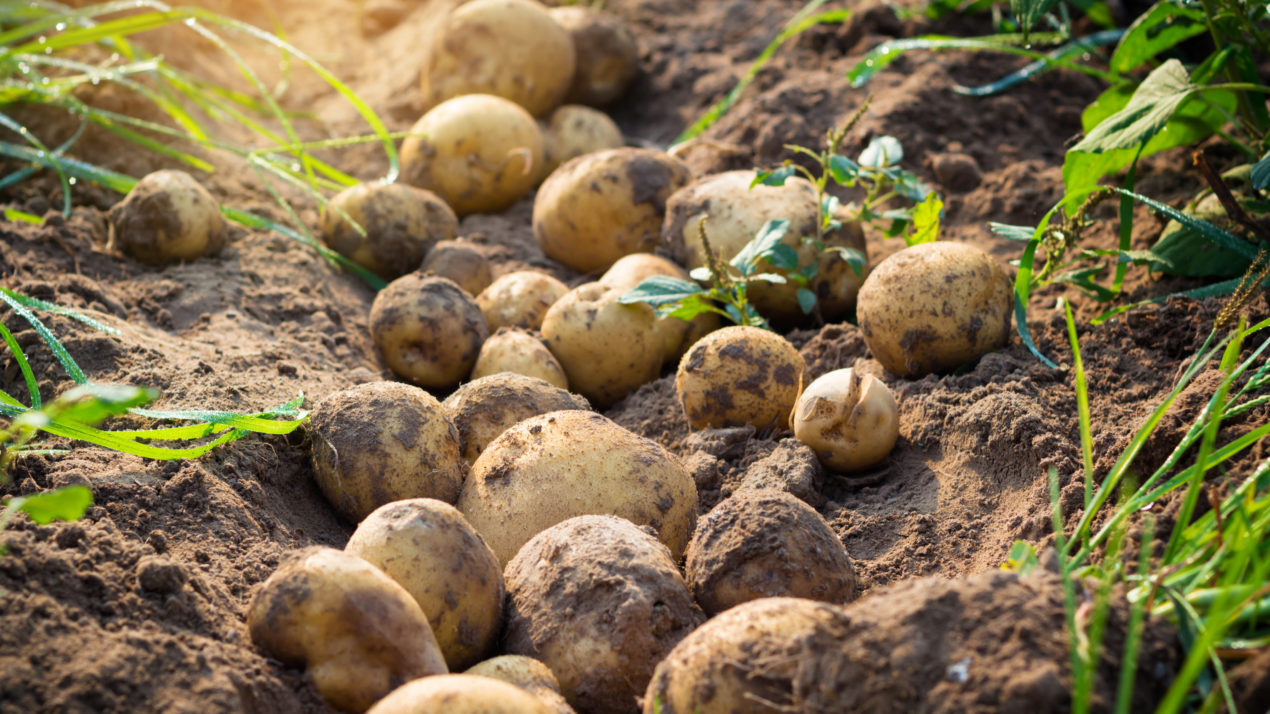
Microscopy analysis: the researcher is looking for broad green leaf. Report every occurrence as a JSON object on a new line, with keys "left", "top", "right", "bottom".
{"left": 662, "top": 293, "right": 726, "bottom": 322}
{"left": 796, "top": 288, "right": 817, "bottom": 315}
{"left": 907, "top": 193, "right": 943, "bottom": 245}
{"left": 619, "top": 276, "right": 705, "bottom": 308}
{"left": 1071, "top": 60, "right": 1195, "bottom": 154}
{"left": 828, "top": 154, "right": 859, "bottom": 184}
{"left": 751, "top": 166, "right": 796, "bottom": 188}
{"left": 1003, "top": 540, "right": 1040, "bottom": 574}
{"left": 731, "top": 219, "right": 791, "bottom": 275}
{"left": 1252, "top": 151, "right": 1270, "bottom": 190}
{"left": 1109, "top": 1, "right": 1206, "bottom": 75}
{"left": 766, "top": 243, "right": 800, "bottom": 271}
{"left": 751, "top": 273, "right": 789, "bottom": 285}
{"left": 8, "top": 485, "right": 93, "bottom": 525}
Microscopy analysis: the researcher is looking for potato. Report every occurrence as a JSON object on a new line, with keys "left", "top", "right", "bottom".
{"left": 548, "top": 7, "right": 639, "bottom": 106}
{"left": 685, "top": 490, "right": 857, "bottom": 616}
{"left": 470, "top": 328, "right": 570, "bottom": 390}
{"left": 442, "top": 372, "right": 590, "bottom": 463}
{"left": 457, "top": 410, "right": 698, "bottom": 565}
{"left": 421, "top": 239, "right": 493, "bottom": 296}
{"left": 345, "top": 499, "right": 504, "bottom": 671}
{"left": 534, "top": 148, "right": 692, "bottom": 273}
{"left": 309, "top": 381, "right": 465, "bottom": 523}
{"left": 319, "top": 181, "right": 458, "bottom": 280}
{"left": 366, "top": 674, "right": 551, "bottom": 714}
{"left": 466, "top": 656, "right": 576, "bottom": 714}
{"left": 401, "top": 94, "right": 543, "bottom": 216}
{"left": 476, "top": 271, "right": 569, "bottom": 332}
{"left": 108, "top": 169, "right": 227, "bottom": 265}
{"left": 793, "top": 367, "right": 898, "bottom": 472}
{"left": 541, "top": 105, "right": 624, "bottom": 177}
{"left": 675, "top": 326, "right": 806, "bottom": 432}
{"left": 247, "top": 547, "right": 447, "bottom": 713}
{"left": 504, "top": 516, "right": 704, "bottom": 713}
{"left": 420, "top": 0, "right": 575, "bottom": 117}
{"left": 856, "top": 241, "right": 1012, "bottom": 377}
{"left": 370, "top": 274, "right": 489, "bottom": 389}
{"left": 598, "top": 253, "right": 703, "bottom": 362}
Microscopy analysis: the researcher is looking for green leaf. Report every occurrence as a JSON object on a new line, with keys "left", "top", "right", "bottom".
{"left": 1004, "top": 540, "right": 1040, "bottom": 575}
{"left": 766, "top": 243, "right": 800, "bottom": 270}
{"left": 991, "top": 222, "right": 1037, "bottom": 241}
{"left": 1011, "top": 0, "right": 1061, "bottom": 39}
{"left": 751, "top": 166, "right": 796, "bottom": 187}
{"left": 1071, "top": 60, "right": 1196, "bottom": 154}
{"left": 750, "top": 273, "right": 788, "bottom": 285}
{"left": 1117, "top": 188, "right": 1260, "bottom": 261}
{"left": 3, "top": 208, "right": 42, "bottom": 224}
{"left": 731, "top": 219, "right": 791, "bottom": 275}
{"left": 8, "top": 486, "right": 93, "bottom": 525}
{"left": 1118, "top": 249, "right": 1173, "bottom": 271}
{"left": 906, "top": 192, "right": 943, "bottom": 245}
{"left": 846, "top": 33, "right": 1115, "bottom": 88}
{"left": 829, "top": 154, "right": 858, "bottom": 184}
{"left": 827, "top": 246, "right": 866, "bottom": 276}
{"left": 662, "top": 293, "right": 725, "bottom": 322}
{"left": 689, "top": 267, "right": 712, "bottom": 282}
{"left": 1108, "top": 1, "right": 1207, "bottom": 75}
{"left": 49, "top": 383, "right": 156, "bottom": 425}
{"left": 1252, "top": 151, "right": 1270, "bottom": 190}
{"left": 796, "top": 288, "right": 817, "bottom": 315}
{"left": 618, "top": 276, "right": 705, "bottom": 308}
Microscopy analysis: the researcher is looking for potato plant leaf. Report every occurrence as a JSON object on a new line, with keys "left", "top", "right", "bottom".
{"left": 991, "top": 222, "right": 1038, "bottom": 241}
{"left": 7, "top": 486, "right": 93, "bottom": 525}
{"left": 828, "top": 154, "right": 858, "bottom": 184}
{"left": 1252, "top": 151, "right": 1270, "bottom": 190}
{"left": 1108, "top": 1, "right": 1206, "bottom": 75}
{"left": 619, "top": 276, "right": 705, "bottom": 308}
{"left": 752, "top": 165, "right": 796, "bottom": 188}
{"left": 731, "top": 219, "right": 791, "bottom": 275}
{"left": 797, "top": 288, "right": 817, "bottom": 315}
{"left": 1004, "top": 541, "right": 1040, "bottom": 575}
{"left": 1071, "top": 60, "right": 1195, "bottom": 154}
{"left": 907, "top": 193, "right": 943, "bottom": 245}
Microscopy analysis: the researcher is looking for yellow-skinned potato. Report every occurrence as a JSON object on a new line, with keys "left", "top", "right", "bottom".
{"left": 793, "top": 367, "right": 898, "bottom": 472}
{"left": 247, "top": 547, "right": 448, "bottom": 714}
{"left": 420, "top": 0, "right": 575, "bottom": 117}
{"left": 466, "top": 656, "right": 576, "bottom": 714}
{"left": 675, "top": 326, "right": 806, "bottom": 432}
{"left": 108, "top": 169, "right": 226, "bottom": 265}
{"left": 456, "top": 410, "right": 698, "bottom": 566}
{"left": 476, "top": 271, "right": 569, "bottom": 332}
{"left": 309, "top": 381, "right": 465, "bottom": 523}
{"left": 421, "top": 239, "right": 493, "bottom": 296}
{"left": 540, "top": 105, "right": 624, "bottom": 177}
{"left": 345, "top": 499, "right": 504, "bottom": 671}
{"left": 548, "top": 7, "right": 639, "bottom": 106}
{"left": 856, "top": 241, "right": 1012, "bottom": 377}
{"left": 319, "top": 181, "right": 457, "bottom": 280}
{"left": 442, "top": 372, "right": 590, "bottom": 463}
{"left": 534, "top": 148, "right": 692, "bottom": 274}
{"left": 370, "top": 274, "right": 489, "bottom": 389}
{"left": 401, "top": 95, "right": 543, "bottom": 216}
{"left": 366, "top": 674, "right": 551, "bottom": 714}
{"left": 599, "top": 253, "right": 713, "bottom": 363}
{"left": 470, "top": 328, "right": 570, "bottom": 390}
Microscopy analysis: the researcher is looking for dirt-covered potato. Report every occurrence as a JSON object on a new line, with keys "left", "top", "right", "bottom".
{"left": 345, "top": 499, "right": 503, "bottom": 671}
{"left": 476, "top": 271, "right": 569, "bottom": 332}
{"left": 401, "top": 94, "right": 543, "bottom": 216}
{"left": 534, "top": 148, "right": 692, "bottom": 273}
{"left": 470, "top": 328, "right": 570, "bottom": 390}
{"left": 505, "top": 516, "right": 704, "bottom": 713}
{"left": 685, "top": 490, "right": 857, "bottom": 616}
{"left": 466, "top": 656, "right": 576, "bottom": 714}
{"left": 457, "top": 410, "right": 698, "bottom": 565}
{"left": 318, "top": 182, "right": 457, "bottom": 280}
{"left": 309, "top": 381, "right": 465, "bottom": 523}
{"left": 420, "top": 0, "right": 575, "bottom": 117}
{"left": 108, "top": 169, "right": 227, "bottom": 265}
{"left": 793, "top": 367, "right": 898, "bottom": 472}
{"left": 442, "top": 372, "right": 590, "bottom": 463}
{"left": 247, "top": 547, "right": 448, "bottom": 713}
{"left": 856, "top": 241, "right": 1012, "bottom": 377}
{"left": 366, "top": 674, "right": 551, "bottom": 714}
{"left": 370, "top": 274, "right": 489, "bottom": 389}
{"left": 541, "top": 105, "right": 624, "bottom": 177}
{"left": 548, "top": 7, "right": 639, "bottom": 106}
{"left": 421, "top": 239, "right": 493, "bottom": 296}
{"left": 541, "top": 282, "right": 665, "bottom": 408}
{"left": 598, "top": 253, "right": 709, "bottom": 361}
{"left": 675, "top": 326, "right": 806, "bottom": 432}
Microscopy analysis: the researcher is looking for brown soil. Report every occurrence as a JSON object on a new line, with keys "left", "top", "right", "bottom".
{"left": 2, "top": 0, "right": 1267, "bottom": 712}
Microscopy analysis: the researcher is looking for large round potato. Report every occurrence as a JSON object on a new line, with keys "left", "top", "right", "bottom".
{"left": 370, "top": 274, "right": 489, "bottom": 389}
{"left": 247, "top": 547, "right": 448, "bottom": 714}
{"left": 319, "top": 181, "right": 457, "bottom": 280}
{"left": 345, "top": 499, "right": 504, "bottom": 671}
{"left": 476, "top": 271, "right": 569, "bottom": 332}
{"left": 401, "top": 94, "right": 543, "bottom": 216}
{"left": 548, "top": 7, "right": 639, "bottom": 106}
{"left": 534, "top": 148, "right": 691, "bottom": 273}
{"left": 309, "top": 381, "right": 465, "bottom": 523}
{"left": 108, "top": 169, "right": 227, "bottom": 265}
{"left": 442, "top": 372, "right": 590, "bottom": 463}
{"left": 457, "top": 410, "right": 698, "bottom": 565}
{"left": 421, "top": 239, "right": 493, "bottom": 296}
{"left": 675, "top": 326, "right": 806, "bottom": 432}
{"left": 505, "top": 516, "right": 704, "bottom": 714}
{"left": 466, "top": 656, "right": 576, "bottom": 714}
{"left": 598, "top": 253, "right": 705, "bottom": 362}
{"left": 856, "top": 241, "right": 1012, "bottom": 377}
{"left": 470, "top": 328, "right": 570, "bottom": 390}
{"left": 793, "top": 367, "right": 898, "bottom": 472}
{"left": 540, "top": 105, "right": 624, "bottom": 177}
{"left": 366, "top": 674, "right": 551, "bottom": 714}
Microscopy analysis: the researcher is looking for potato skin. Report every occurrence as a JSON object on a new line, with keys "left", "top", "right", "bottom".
{"left": 370, "top": 274, "right": 489, "bottom": 389}
{"left": 470, "top": 328, "right": 570, "bottom": 390}
{"left": 793, "top": 367, "right": 898, "bottom": 472}
{"left": 541, "top": 105, "right": 624, "bottom": 177}
{"left": 309, "top": 381, "right": 465, "bottom": 523}
{"left": 466, "top": 656, "right": 577, "bottom": 714}
{"left": 319, "top": 182, "right": 457, "bottom": 280}
{"left": 366, "top": 674, "right": 551, "bottom": 714}
{"left": 476, "top": 271, "right": 569, "bottom": 332}
{"left": 457, "top": 410, "right": 698, "bottom": 565}
{"left": 247, "top": 547, "right": 447, "bottom": 714}
{"left": 504, "top": 516, "right": 704, "bottom": 714}
{"left": 675, "top": 326, "right": 807, "bottom": 432}
{"left": 421, "top": 240, "right": 493, "bottom": 296}
{"left": 108, "top": 169, "right": 226, "bottom": 265}
{"left": 534, "top": 148, "right": 692, "bottom": 273}
{"left": 856, "top": 241, "right": 1012, "bottom": 377}
{"left": 598, "top": 253, "right": 699, "bottom": 362}
{"left": 548, "top": 7, "right": 638, "bottom": 106}
{"left": 442, "top": 372, "right": 590, "bottom": 463}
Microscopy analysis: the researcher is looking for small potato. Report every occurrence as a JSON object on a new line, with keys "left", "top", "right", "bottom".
{"left": 401, "top": 95, "right": 544, "bottom": 216}
{"left": 856, "top": 241, "right": 1012, "bottom": 377}
{"left": 548, "top": 7, "right": 639, "bottom": 107}
{"left": 793, "top": 367, "right": 898, "bottom": 472}
{"left": 108, "top": 169, "right": 226, "bottom": 265}
{"left": 420, "top": 0, "right": 575, "bottom": 117}
{"left": 476, "top": 271, "right": 570, "bottom": 332}
{"left": 247, "top": 547, "right": 448, "bottom": 714}
{"left": 370, "top": 274, "right": 489, "bottom": 389}
{"left": 541, "top": 105, "right": 624, "bottom": 177}
{"left": 319, "top": 182, "right": 458, "bottom": 280}
{"left": 675, "top": 326, "right": 806, "bottom": 432}
{"left": 457, "top": 410, "right": 698, "bottom": 565}
{"left": 466, "top": 656, "right": 576, "bottom": 714}
{"left": 442, "top": 372, "right": 590, "bottom": 463}
{"left": 309, "top": 381, "right": 465, "bottom": 523}
{"left": 366, "top": 674, "right": 551, "bottom": 714}
{"left": 421, "top": 239, "right": 493, "bottom": 296}
{"left": 471, "top": 328, "right": 570, "bottom": 390}
{"left": 504, "top": 516, "right": 704, "bottom": 714}
{"left": 534, "top": 148, "right": 692, "bottom": 274}
{"left": 345, "top": 499, "right": 504, "bottom": 671}
{"left": 599, "top": 253, "right": 717, "bottom": 362}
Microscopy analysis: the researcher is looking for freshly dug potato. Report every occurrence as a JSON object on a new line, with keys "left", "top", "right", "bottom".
{"left": 534, "top": 148, "right": 692, "bottom": 273}
{"left": 345, "top": 499, "right": 504, "bottom": 671}
{"left": 470, "top": 328, "right": 570, "bottom": 390}
{"left": 548, "top": 7, "right": 639, "bottom": 106}
{"left": 442, "top": 372, "right": 590, "bottom": 463}
{"left": 541, "top": 105, "right": 624, "bottom": 177}
{"left": 319, "top": 181, "right": 457, "bottom": 280}
{"left": 420, "top": 0, "right": 575, "bottom": 117}
{"left": 476, "top": 271, "right": 569, "bottom": 332}
{"left": 856, "top": 241, "right": 1012, "bottom": 377}
{"left": 598, "top": 253, "right": 710, "bottom": 362}
{"left": 457, "top": 410, "right": 698, "bottom": 565}
{"left": 793, "top": 367, "right": 898, "bottom": 472}
{"left": 401, "top": 94, "right": 543, "bottom": 216}
{"left": 466, "top": 656, "right": 576, "bottom": 714}
{"left": 309, "top": 381, "right": 465, "bottom": 523}
{"left": 675, "top": 326, "right": 806, "bottom": 432}
{"left": 108, "top": 169, "right": 227, "bottom": 265}
{"left": 685, "top": 490, "right": 857, "bottom": 616}
{"left": 370, "top": 274, "right": 489, "bottom": 389}
{"left": 504, "top": 516, "right": 704, "bottom": 713}
{"left": 366, "top": 674, "right": 550, "bottom": 714}
{"left": 541, "top": 282, "right": 665, "bottom": 408}
{"left": 421, "top": 239, "right": 493, "bottom": 296}
{"left": 247, "top": 547, "right": 447, "bottom": 713}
